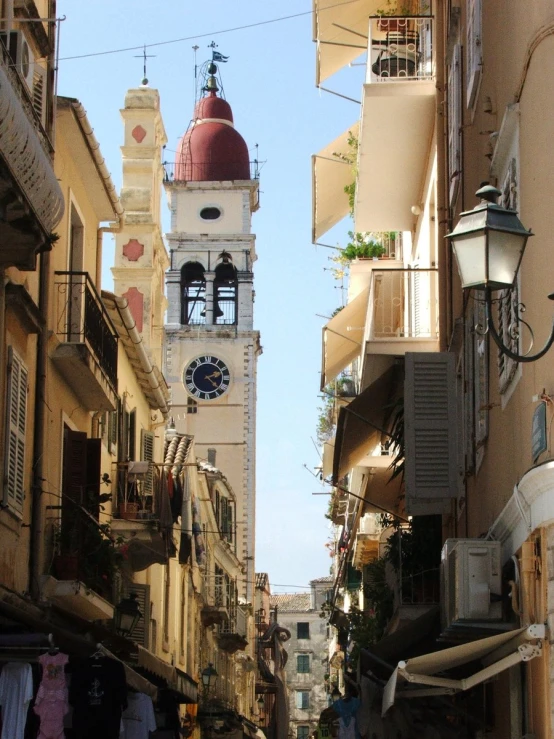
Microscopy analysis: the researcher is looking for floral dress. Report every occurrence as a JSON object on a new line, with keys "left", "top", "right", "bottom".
{"left": 34, "top": 652, "right": 69, "bottom": 739}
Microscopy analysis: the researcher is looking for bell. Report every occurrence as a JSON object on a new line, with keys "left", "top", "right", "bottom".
{"left": 204, "top": 75, "right": 219, "bottom": 92}
{"left": 215, "top": 303, "right": 224, "bottom": 318}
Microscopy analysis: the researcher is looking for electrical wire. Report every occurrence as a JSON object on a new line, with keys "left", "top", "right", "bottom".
{"left": 56, "top": 0, "right": 364, "bottom": 62}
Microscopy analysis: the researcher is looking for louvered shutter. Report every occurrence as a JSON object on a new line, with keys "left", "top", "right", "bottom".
{"left": 141, "top": 430, "right": 154, "bottom": 495}
{"left": 5, "top": 348, "right": 27, "bottom": 514}
{"left": 404, "top": 353, "right": 458, "bottom": 515}
{"left": 121, "top": 581, "right": 151, "bottom": 648}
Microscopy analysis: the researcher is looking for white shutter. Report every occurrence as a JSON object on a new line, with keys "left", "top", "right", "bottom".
{"left": 32, "top": 64, "right": 47, "bottom": 124}
{"left": 121, "top": 581, "right": 151, "bottom": 648}
{"left": 466, "top": 0, "right": 482, "bottom": 108}
{"left": 5, "top": 348, "right": 27, "bottom": 514}
{"left": 140, "top": 429, "right": 154, "bottom": 495}
{"left": 404, "top": 353, "right": 458, "bottom": 515}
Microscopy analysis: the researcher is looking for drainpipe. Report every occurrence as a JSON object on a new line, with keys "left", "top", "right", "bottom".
{"left": 0, "top": 272, "right": 6, "bottom": 507}
{"left": 435, "top": 0, "right": 448, "bottom": 351}
{"left": 30, "top": 249, "right": 49, "bottom": 598}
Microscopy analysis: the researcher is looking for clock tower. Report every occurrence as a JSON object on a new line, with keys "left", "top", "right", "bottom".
{"left": 164, "top": 65, "right": 260, "bottom": 600}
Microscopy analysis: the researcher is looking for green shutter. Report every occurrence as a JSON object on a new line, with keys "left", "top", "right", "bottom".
{"left": 5, "top": 348, "right": 27, "bottom": 514}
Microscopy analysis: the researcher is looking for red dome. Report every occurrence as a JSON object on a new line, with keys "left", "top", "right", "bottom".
{"left": 174, "top": 91, "right": 250, "bottom": 182}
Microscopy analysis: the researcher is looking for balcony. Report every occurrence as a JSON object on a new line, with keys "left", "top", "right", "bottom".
{"left": 217, "top": 604, "right": 248, "bottom": 653}
{"left": 352, "top": 514, "right": 380, "bottom": 569}
{"left": 51, "top": 272, "right": 118, "bottom": 411}
{"left": 0, "top": 36, "right": 64, "bottom": 269}
{"left": 355, "top": 15, "right": 435, "bottom": 233}
{"left": 362, "top": 267, "right": 439, "bottom": 377}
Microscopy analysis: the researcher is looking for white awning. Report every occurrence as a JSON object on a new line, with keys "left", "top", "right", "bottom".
{"left": 322, "top": 438, "right": 335, "bottom": 479}
{"left": 321, "top": 286, "right": 369, "bottom": 389}
{"left": 312, "top": 122, "right": 359, "bottom": 243}
{"left": 355, "top": 81, "right": 436, "bottom": 232}
{"left": 382, "top": 624, "right": 545, "bottom": 716}
{"left": 313, "top": 0, "right": 380, "bottom": 85}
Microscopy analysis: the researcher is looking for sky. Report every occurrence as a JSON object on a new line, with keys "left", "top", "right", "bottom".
{"left": 56, "top": 0, "right": 364, "bottom": 593}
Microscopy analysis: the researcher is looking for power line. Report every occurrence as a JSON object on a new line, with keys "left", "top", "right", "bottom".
{"left": 57, "top": 0, "right": 362, "bottom": 62}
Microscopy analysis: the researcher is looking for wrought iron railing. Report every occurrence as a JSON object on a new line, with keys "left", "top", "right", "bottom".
{"left": 54, "top": 272, "right": 118, "bottom": 390}
{"left": 114, "top": 461, "right": 160, "bottom": 520}
{"left": 400, "top": 568, "right": 440, "bottom": 605}
{"left": 163, "top": 159, "right": 260, "bottom": 183}
{"left": 367, "top": 267, "right": 439, "bottom": 340}
{"left": 367, "top": 15, "right": 434, "bottom": 83}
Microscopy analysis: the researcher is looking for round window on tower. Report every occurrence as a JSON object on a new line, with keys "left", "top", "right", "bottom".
{"left": 199, "top": 206, "right": 222, "bottom": 221}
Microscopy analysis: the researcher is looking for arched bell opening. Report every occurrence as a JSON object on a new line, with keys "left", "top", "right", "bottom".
{"left": 181, "top": 261, "right": 206, "bottom": 325}
{"left": 214, "top": 256, "right": 237, "bottom": 325}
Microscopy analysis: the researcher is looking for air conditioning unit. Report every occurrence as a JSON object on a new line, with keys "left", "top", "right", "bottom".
{"left": 0, "top": 30, "right": 34, "bottom": 90}
{"left": 441, "top": 538, "right": 503, "bottom": 636}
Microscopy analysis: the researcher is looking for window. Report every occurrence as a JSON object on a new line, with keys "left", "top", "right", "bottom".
{"left": 295, "top": 691, "right": 310, "bottom": 710}
{"left": 297, "top": 727, "right": 310, "bottom": 739}
{"left": 448, "top": 43, "right": 462, "bottom": 205}
{"left": 297, "top": 622, "right": 310, "bottom": 639}
{"left": 200, "top": 206, "right": 221, "bottom": 220}
{"left": 214, "top": 259, "right": 237, "bottom": 325}
{"left": 186, "top": 397, "right": 198, "bottom": 415}
{"left": 181, "top": 261, "right": 206, "bottom": 325}
{"left": 466, "top": 0, "right": 482, "bottom": 108}
{"left": 5, "top": 348, "right": 27, "bottom": 514}
{"left": 297, "top": 655, "right": 310, "bottom": 674}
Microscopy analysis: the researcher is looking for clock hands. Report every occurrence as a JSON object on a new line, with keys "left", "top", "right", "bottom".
{"left": 204, "top": 370, "right": 222, "bottom": 387}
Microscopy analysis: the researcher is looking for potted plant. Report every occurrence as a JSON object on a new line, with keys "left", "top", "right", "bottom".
{"left": 376, "top": 1, "right": 414, "bottom": 31}
{"left": 52, "top": 521, "right": 81, "bottom": 580}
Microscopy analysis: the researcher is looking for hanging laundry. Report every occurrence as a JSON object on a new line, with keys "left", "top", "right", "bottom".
{"left": 179, "top": 467, "right": 193, "bottom": 564}
{"left": 0, "top": 662, "right": 33, "bottom": 739}
{"left": 34, "top": 651, "right": 70, "bottom": 739}
{"left": 69, "top": 655, "right": 127, "bottom": 739}
{"left": 121, "top": 692, "right": 156, "bottom": 738}
{"left": 191, "top": 494, "right": 206, "bottom": 566}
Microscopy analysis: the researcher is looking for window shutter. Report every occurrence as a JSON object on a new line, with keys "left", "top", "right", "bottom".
{"left": 141, "top": 430, "right": 154, "bottom": 495}
{"left": 404, "top": 353, "right": 458, "bottom": 515}
{"left": 466, "top": 0, "right": 482, "bottom": 108}
{"left": 85, "top": 438, "right": 101, "bottom": 519}
{"left": 5, "top": 348, "right": 27, "bottom": 514}
{"left": 108, "top": 409, "right": 118, "bottom": 454}
{"left": 121, "top": 581, "right": 151, "bottom": 649}
{"left": 448, "top": 43, "right": 462, "bottom": 205}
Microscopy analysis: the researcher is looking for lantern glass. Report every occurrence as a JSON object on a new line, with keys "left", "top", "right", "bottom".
{"left": 114, "top": 593, "right": 142, "bottom": 637}
{"left": 488, "top": 230, "right": 527, "bottom": 290}
{"left": 451, "top": 231, "right": 487, "bottom": 290}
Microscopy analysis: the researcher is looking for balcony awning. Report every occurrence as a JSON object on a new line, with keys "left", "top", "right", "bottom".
{"left": 322, "top": 438, "right": 335, "bottom": 479}
{"left": 355, "top": 81, "right": 435, "bottom": 232}
{"left": 382, "top": 624, "right": 545, "bottom": 716}
{"left": 313, "top": 0, "right": 380, "bottom": 85}
{"left": 321, "top": 286, "right": 369, "bottom": 390}
{"left": 362, "top": 465, "right": 403, "bottom": 516}
{"left": 312, "top": 122, "right": 359, "bottom": 242}
{"left": 333, "top": 364, "right": 400, "bottom": 482}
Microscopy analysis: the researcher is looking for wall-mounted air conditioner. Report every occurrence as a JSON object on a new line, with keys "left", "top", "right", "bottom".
{"left": 441, "top": 538, "right": 503, "bottom": 635}
{"left": 0, "top": 30, "right": 35, "bottom": 90}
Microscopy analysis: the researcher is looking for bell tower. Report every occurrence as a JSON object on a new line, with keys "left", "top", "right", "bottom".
{"left": 163, "top": 63, "right": 260, "bottom": 600}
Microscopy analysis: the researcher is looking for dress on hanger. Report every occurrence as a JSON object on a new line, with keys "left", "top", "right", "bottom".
{"left": 0, "top": 662, "right": 34, "bottom": 739}
{"left": 34, "top": 652, "right": 69, "bottom": 739}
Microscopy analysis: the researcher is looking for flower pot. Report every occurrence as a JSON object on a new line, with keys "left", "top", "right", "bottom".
{"left": 53, "top": 554, "right": 79, "bottom": 581}
{"left": 120, "top": 502, "right": 139, "bottom": 520}
{"left": 377, "top": 17, "right": 411, "bottom": 32}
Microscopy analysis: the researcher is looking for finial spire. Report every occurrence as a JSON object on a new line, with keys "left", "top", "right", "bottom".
{"left": 134, "top": 44, "right": 156, "bottom": 86}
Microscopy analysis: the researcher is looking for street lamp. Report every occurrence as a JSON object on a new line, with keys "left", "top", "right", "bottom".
{"left": 447, "top": 184, "right": 554, "bottom": 363}
{"left": 201, "top": 663, "right": 218, "bottom": 694}
{"left": 114, "top": 592, "right": 143, "bottom": 637}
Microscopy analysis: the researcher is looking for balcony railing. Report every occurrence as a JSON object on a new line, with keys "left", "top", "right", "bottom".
{"left": 366, "top": 267, "right": 438, "bottom": 342}
{"left": 54, "top": 272, "right": 118, "bottom": 391}
{"left": 367, "top": 15, "right": 434, "bottom": 84}
{"left": 114, "top": 462, "right": 161, "bottom": 520}
{"left": 163, "top": 159, "right": 260, "bottom": 183}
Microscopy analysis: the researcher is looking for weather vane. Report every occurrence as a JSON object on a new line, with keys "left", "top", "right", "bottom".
{"left": 134, "top": 44, "right": 156, "bottom": 85}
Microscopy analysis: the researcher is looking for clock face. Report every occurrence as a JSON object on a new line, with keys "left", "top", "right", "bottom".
{"left": 184, "top": 356, "right": 230, "bottom": 400}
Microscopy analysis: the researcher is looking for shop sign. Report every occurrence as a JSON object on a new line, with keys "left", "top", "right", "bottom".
{"left": 532, "top": 402, "right": 547, "bottom": 462}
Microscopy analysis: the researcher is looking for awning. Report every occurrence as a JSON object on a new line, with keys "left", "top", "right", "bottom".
{"left": 100, "top": 646, "right": 158, "bottom": 700}
{"left": 321, "top": 287, "right": 369, "bottom": 390}
{"left": 322, "top": 438, "right": 335, "bottom": 479}
{"left": 362, "top": 465, "right": 403, "bottom": 516}
{"left": 137, "top": 646, "right": 198, "bottom": 703}
{"left": 314, "top": 0, "right": 380, "bottom": 85}
{"left": 312, "top": 122, "right": 359, "bottom": 242}
{"left": 333, "top": 365, "right": 400, "bottom": 482}
{"left": 382, "top": 624, "right": 546, "bottom": 716}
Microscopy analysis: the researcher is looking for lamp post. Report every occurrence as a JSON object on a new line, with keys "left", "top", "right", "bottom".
{"left": 446, "top": 184, "right": 554, "bottom": 363}
{"left": 201, "top": 663, "right": 218, "bottom": 695}
{"left": 114, "top": 592, "right": 143, "bottom": 637}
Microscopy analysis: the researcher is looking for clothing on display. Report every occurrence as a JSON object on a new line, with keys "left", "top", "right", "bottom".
{"left": 333, "top": 696, "right": 361, "bottom": 739}
{"left": 68, "top": 654, "right": 127, "bottom": 739}
{"left": 121, "top": 692, "right": 157, "bottom": 739}
{"left": 34, "top": 651, "right": 69, "bottom": 739}
{"left": 0, "top": 661, "right": 34, "bottom": 739}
